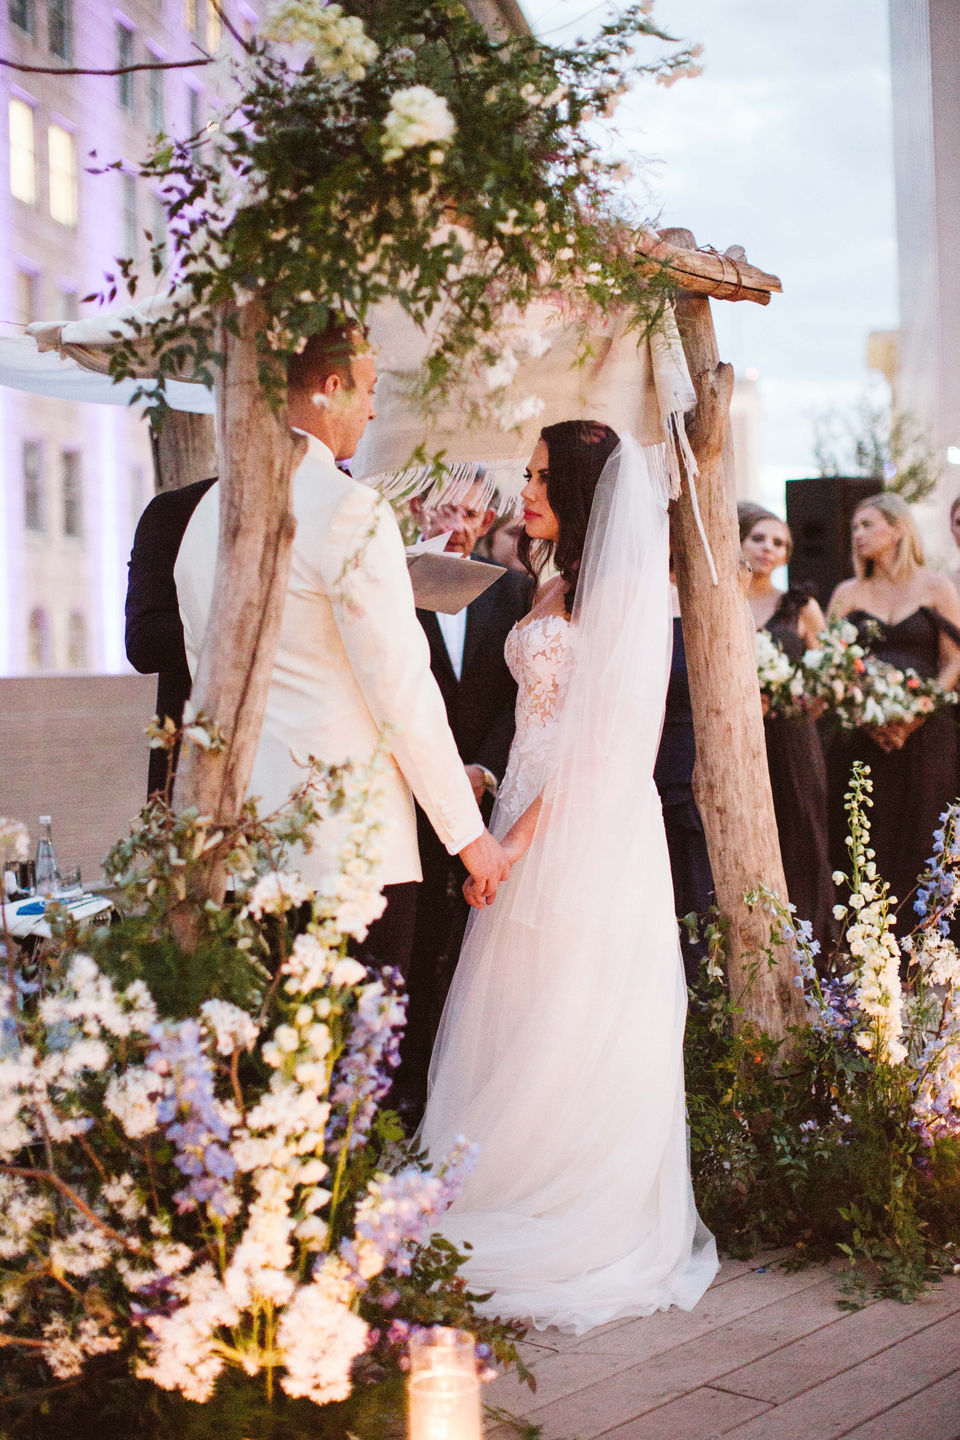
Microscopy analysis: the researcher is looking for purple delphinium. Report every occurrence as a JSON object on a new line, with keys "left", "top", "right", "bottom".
{"left": 147, "top": 1019, "right": 237, "bottom": 1218}
{"left": 914, "top": 805, "right": 960, "bottom": 934}
{"left": 327, "top": 967, "right": 407, "bottom": 1153}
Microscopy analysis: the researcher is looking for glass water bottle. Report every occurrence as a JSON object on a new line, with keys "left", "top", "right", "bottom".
{"left": 35, "top": 816, "right": 61, "bottom": 898}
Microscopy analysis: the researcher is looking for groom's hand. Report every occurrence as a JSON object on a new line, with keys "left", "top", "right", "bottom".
{"left": 459, "top": 829, "right": 511, "bottom": 907}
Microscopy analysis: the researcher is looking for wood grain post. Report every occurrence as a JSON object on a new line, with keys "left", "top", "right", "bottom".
{"left": 177, "top": 299, "right": 305, "bottom": 899}
{"left": 150, "top": 410, "right": 218, "bottom": 493}
{"left": 662, "top": 228, "right": 807, "bottom": 1040}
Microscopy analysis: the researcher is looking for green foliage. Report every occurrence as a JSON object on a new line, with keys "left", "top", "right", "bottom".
{"left": 685, "top": 766, "right": 960, "bottom": 1302}
{"left": 812, "top": 397, "right": 941, "bottom": 504}
{"left": 95, "top": 1, "right": 701, "bottom": 427}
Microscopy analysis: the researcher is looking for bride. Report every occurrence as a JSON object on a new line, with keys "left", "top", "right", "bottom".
{"left": 418, "top": 419, "right": 718, "bottom": 1335}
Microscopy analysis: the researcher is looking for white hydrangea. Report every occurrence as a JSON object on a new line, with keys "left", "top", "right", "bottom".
{"left": 49, "top": 1221, "right": 116, "bottom": 1279}
{"left": 42, "top": 1315, "right": 121, "bottom": 1379}
{"left": 0, "top": 1173, "right": 50, "bottom": 1260}
{"left": 244, "top": 869, "right": 312, "bottom": 919}
{"left": 276, "top": 1281, "right": 368, "bottom": 1404}
{"left": 138, "top": 1263, "right": 240, "bottom": 1402}
{"left": 382, "top": 85, "right": 456, "bottom": 163}
{"left": 262, "top": 0, "right": 378, "bottom": 81}
{"left": 200, "top": 999, "right": 260, "bottom": 1056}
{"left": 104, "top": 1065, "right": 162, "bottom": 1139}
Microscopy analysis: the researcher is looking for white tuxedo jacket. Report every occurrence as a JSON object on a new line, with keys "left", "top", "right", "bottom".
{"left": 175, "top": 434, "right": 483, "bottom": 886}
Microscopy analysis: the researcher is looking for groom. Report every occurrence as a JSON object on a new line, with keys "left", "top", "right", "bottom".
{"left": 174, "top": 322, "right": 510, "bottom": 979}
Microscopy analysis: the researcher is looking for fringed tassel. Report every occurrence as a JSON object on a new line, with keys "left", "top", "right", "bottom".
{"left": 666, "top": 410, "right": 719, "bottom": 587}
{"left": 368, "top": 457, "right": 525, "bottom": 515}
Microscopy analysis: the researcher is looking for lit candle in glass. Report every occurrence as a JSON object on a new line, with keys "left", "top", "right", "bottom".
{"left": 407, "top": 1326, "right": 482, "bottom": 1440}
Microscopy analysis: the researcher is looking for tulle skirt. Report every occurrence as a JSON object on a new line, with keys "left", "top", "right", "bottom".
{"left": 419, "top": 780, "right": 718, "bottom": 1335}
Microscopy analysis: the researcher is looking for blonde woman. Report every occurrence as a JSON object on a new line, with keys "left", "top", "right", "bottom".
{"left": 827, "top": 492, "right": 960, "bottom": 929}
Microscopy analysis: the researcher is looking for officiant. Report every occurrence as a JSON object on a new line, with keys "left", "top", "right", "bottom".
{"left": 398, "top": 478, "right": 533, "bottom": 1121}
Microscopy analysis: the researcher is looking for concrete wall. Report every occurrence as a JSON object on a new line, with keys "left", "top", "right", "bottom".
{"left": 0, "top": 673, "right": 156, "bottom": 886}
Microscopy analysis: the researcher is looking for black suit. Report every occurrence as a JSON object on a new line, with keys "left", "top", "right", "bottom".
{"left": 398, "top": 562, "right": 533, "bottom": 1118}
{"left": 125, "top": 476, "right": 217, "bottom": 799}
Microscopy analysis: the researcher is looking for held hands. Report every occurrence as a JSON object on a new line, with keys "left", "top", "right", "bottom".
{"left": 865, "top": 715, "right": 926, "bottom": 752}
{"left": 458, "top": 829, "right": 512, "bottom": 909}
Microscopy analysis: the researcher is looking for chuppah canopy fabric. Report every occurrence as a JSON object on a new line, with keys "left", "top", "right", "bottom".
{"left": 0, "top": 335, "right": 215, "bottom": 413}
{"left": 353, "top": 298, "right": 699, "bottom": 513}
{"left": 1, "top": 286, "right": 714, "bottom": 572}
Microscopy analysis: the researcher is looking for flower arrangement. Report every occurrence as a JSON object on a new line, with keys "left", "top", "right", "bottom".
{"left": 0, "top": 731, "right": 525, "bottom": 1438}
{"left": 101, "top": 0, "right": 703, "bottom": 432}
{"left": 686, "top": 762, "right": 960, "bottom": 1302}
{"left": 757, "top": 616, "right": 958, "bottom": 729}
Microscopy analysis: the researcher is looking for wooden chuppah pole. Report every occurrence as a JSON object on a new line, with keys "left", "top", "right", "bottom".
{"left": 176, "top": 299, "right": 305, "bottom": 902}
{"left": 659, "top": 228, "right": 807, "bottom": 1039}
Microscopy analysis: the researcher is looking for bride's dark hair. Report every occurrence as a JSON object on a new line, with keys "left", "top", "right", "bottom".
{"left": 518, "top": 419, "right": 620, "bottom": 615}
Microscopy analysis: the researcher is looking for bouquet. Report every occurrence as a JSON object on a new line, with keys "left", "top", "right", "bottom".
{"left": 0, "top": 734, "right": 523, "bottom": 1437}
{"left": 796, "top": 618, "right": 957, "bottom": 731}
{"left": 755, "top": 629, "right": 804, "bottom": 718}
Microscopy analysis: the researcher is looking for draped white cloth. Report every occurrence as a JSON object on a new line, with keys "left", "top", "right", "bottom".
{"left": 419, "top": 435, "right": 718, "bottom": 1333}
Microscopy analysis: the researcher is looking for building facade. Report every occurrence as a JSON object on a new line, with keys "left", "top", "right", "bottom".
{"left": 888, "top": 0, "right": 960, "bottom": 535}
{"left": 1, "top": 0, "right": 260, "bottom": 676}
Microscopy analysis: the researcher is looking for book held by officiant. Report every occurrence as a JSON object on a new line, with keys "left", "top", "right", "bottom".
{"left": 405, "top": 532, "right": 506, "bottom": 614}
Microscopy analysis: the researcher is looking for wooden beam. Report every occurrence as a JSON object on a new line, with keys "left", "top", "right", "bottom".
{"left": 662, "top": 227, "right": 805, "bottom": 1040}
{"left": 636, "top": 230, "right": 781, "bottom": 306}
{"left": 150, "top": 411, "right": 217, "bottom": 494}
{"left": 177, "top": 299, "right": 305, "bottom": 902}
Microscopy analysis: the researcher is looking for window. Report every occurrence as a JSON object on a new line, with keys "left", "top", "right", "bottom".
{"left": 16, "top": 268, "right": 39, "bottom": 325}
{"left": 61, "top": 450, "right": 82, "bottom": 537}
{"left": 186, "top": 85, "right": 201, "bottom": 136}
{"left": 57, "top": 284, "right": 78, "bottom": 320}
{"left": 9, "top": 98, "right": 36, "bottom": 205}
{"left": 27, "top": 608, "right": 52, "bottom": 672}
{"left": 48, "top": 0, "right": 72, "bottom": 60}
{"left": 117, "top": 23, "right": 134, "bottom": 111}
{"left": 67, "top": 611, "right": 88, "bottom": 670}
{"left": 23, "top": 441, "right": 44, "bottom": 533}
{"left": 205, "top": 0, "right": 221, "bottom": 51}
{"left": 147, "top": 59, "right": 164, "bottom": 133}
{"left": 9, "top": 0, "right": 35, "bottom": 36}
{"left": 122, "top": 171, "right": 137, "bottom": 257}
{"left": 48, "top": 123, "right": 77, "bottom": 225}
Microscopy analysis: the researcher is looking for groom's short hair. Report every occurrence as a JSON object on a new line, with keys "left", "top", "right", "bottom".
{"left": 287, "top": 318, "right": 370, "bottom": 392}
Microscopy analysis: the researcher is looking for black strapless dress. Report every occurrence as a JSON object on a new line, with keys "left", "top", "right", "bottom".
{"left": 762, "top": 597, "right": 833, "bottom": 950}
{"left": 826, "top": 608, "right": 959, "bottom": 932}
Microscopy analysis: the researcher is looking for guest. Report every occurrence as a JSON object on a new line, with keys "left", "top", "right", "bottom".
{"left": 948, "top": 495, "right": 960, "bottom": 599}
{"left": 399, "top": 480, "right": 533, "bottom": 1121}
{"left": 828, "top": 492, "right": 960, "bottom": 931}
{"left": 654, "top": 576, "right": 714, "bottom": 984}
{"left": 474, "top": 512, "right": 527, "bottom": 572}
{"left": 739, "top": 503, "right": 834, "bottom": 949}
{"left": 125, "top": 475, "right": 217, "bottom": 800}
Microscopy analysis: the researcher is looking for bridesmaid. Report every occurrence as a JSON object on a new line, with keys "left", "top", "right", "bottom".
{"left": 828, "top": 492, "right": 960, "bottom": 932}
{"left": 948, "top": 496, "right": 960, "bottom": 600}
{"left": 739, "top": 503, "right": 834, "bottom": 950}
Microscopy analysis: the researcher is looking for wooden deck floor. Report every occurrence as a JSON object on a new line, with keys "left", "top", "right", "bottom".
{"left": 484, "top": 1254, "right": 960, "bottom": 1440}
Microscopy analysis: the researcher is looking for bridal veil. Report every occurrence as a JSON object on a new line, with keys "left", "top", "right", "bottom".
{"left": 421, "top": 434, "right": 718, "bottom": 1334}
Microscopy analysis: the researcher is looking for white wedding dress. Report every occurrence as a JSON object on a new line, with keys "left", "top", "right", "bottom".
{"left": 419, "top": 436, "right": 718, "bottom": 1335}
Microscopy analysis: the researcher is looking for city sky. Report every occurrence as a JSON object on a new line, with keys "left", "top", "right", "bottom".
{"left": 523, "top": 0, "right": 898, "bottom": 512}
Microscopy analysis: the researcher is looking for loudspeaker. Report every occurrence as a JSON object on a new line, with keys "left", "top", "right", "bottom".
{"left": 785, "top": 476, "right": 880, "bottom": 609}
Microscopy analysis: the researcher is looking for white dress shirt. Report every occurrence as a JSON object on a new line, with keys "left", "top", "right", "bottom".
{"left": 436, "top": 605, "right": 468, "bottom": 680}
{"left": 175, "top": 435, "right": 483, "bottom": 887}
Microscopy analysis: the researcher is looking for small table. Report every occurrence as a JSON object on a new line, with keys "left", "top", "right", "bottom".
{"left": 3, "top": 892, "right": 115, "bottom": 942}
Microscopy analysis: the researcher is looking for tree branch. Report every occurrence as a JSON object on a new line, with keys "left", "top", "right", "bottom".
{"left": 0, "top": 1164, "right": 136, "bottom": 1252}
{"left": 0, "top": 54, "right": 211, "bottom": 77}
